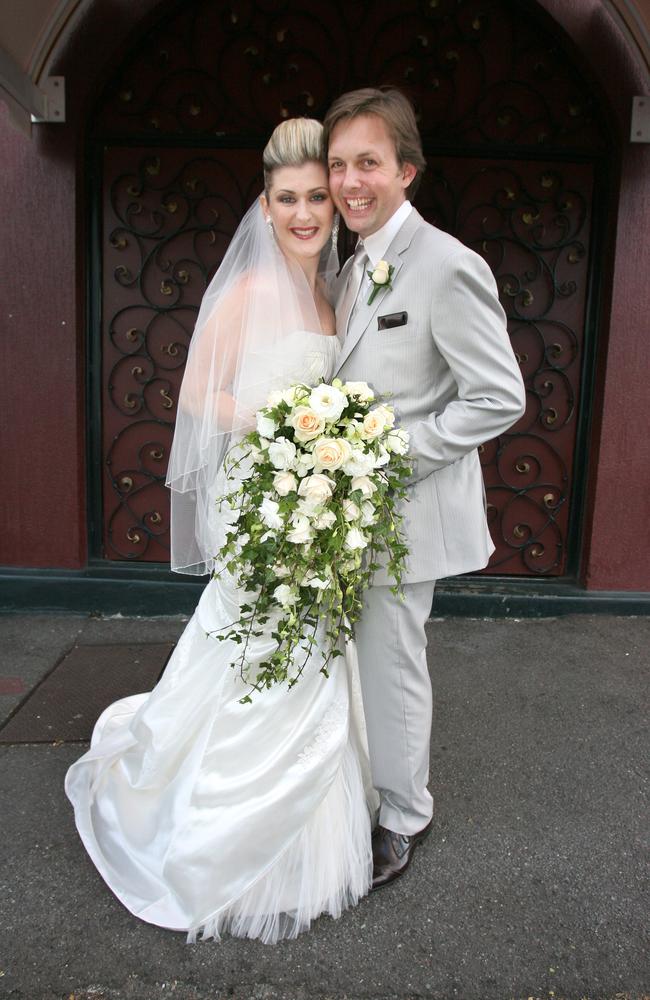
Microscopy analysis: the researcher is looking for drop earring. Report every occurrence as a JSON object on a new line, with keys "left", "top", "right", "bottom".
{"left": 331, "top": 213, "right": 340, "bottom": 244}
{"left": 266, "top": 216, "right": 274, "bottom": 238}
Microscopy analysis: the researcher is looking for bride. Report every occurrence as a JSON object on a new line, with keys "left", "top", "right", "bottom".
{"left": 65, "top": 118, "right": 377, "bottom": 944}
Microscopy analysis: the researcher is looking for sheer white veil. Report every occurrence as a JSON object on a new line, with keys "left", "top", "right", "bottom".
{"left": 165, "top": 196, "right": 339, "bottom": 575}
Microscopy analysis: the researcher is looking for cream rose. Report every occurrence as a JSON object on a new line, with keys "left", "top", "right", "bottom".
{"left": 309, "top": 383, "right": 347, "bottom": 421}
{"left": 344, "top": 526, "right": 368, "bottom": 550}
{"left": 298, "top": 473, "right": 335, "bottom": 505}
{"left": 342, "top": 498, "right": 360, "bottom": 522}
{"left": 342, "top": 448, "right": 375, "bottom": 478}
{"left": 291, "top": 406, "right": 326, "bottom": 443}
{"left": 371, "top": 260, "right": 391, "bottom": 285}
{"left": 386, "top": 428, "right": 410, "bottom": 455}
{"left": 350, "top": 475, "right": 377, "bottom": 498}
{"left": 273, "top": 471, "right": 297, "bottom": 496}
{"left": 312, "top": 436, "right": 352, "bottom": 472}
{"left": 361, "top": 410, "right": 386, "bottom": 440}
{"left": 267, "top": 436, "right": 296, "bottom": 470}
{"left": 314, "top": 509, "right": 337, "bottom": 530}
{"left": 266, "top": 389, "right": 284, "bottom": 406}
{"left": 360, "top": 500, "right": 377, "bottom": 527}
{"left": 344, "top": 381, "right": 375, "bottom": 402}
{"left": 373, "top": 403, "right": 395, "bottom": 429}
{"left": 286, "top": 513, "right": 315, "bottom": 545}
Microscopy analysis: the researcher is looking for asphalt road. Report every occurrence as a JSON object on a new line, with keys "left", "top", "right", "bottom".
{"left": 0, "top": 612, "right": 647, "bottom": 1000}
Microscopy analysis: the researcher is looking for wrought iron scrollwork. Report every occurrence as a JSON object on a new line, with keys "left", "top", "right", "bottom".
{"left": 97, "top": 0, "right": 604, "bottom": 574}
{"left": 95, "top": 0, "right": 606, "bottom": 152}
{"left": 101, "top": 148, "right": 263, "bottom": 561}
{"left": 418, "top": 159, "right": 591, "bottom": 573}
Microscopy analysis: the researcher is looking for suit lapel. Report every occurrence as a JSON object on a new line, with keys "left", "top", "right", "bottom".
{"left": 334, "top": 209, "right": 423, "bottom": 375}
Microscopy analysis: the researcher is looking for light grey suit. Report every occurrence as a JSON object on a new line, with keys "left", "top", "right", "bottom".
{"left": 334, "top": 207, "right": 525, "bottom": 834}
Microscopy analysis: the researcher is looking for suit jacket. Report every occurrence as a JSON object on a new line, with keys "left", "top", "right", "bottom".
{"left": 334, "top": 208, "right": 526, "bottom": 584}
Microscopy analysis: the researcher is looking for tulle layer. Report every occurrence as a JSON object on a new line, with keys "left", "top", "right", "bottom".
{"left": 188, "top": 738, "right": 372, "bottom": 944}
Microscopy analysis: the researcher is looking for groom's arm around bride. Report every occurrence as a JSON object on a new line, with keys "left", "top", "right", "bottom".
{"left": 324, "top": 86, "right": 526, "bottom": 889}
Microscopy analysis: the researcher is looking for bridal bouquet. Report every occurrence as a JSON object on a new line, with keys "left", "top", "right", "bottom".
{"left": 213, "top": 378, "right": 411, "bottom": 700}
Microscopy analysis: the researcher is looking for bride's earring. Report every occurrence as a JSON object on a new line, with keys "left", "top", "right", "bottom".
{"left": 331, "top": 213, "right": 340, "bottom": 244}
{"left": 266, "top": 216, "right": 275, "bottom": 239}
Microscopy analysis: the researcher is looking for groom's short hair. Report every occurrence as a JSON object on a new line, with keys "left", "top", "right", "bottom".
{"left": 323, "top": 87, "right": 426, "bottom": 198}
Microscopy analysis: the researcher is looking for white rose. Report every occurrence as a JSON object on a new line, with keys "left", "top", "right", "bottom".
{"left": 267, "top": 436, "right": 296, "bottom": 470}
{"left": 298, "top": 473, "right": 335, "bottom": 506}
{"left": 386, "top": 429, "right": 410, "bottom": 455}
{"left": 256, "top": 412, "right": 277, "bottom": 438}
{"left": 283, "top": 384, "right": 310, "bottom": 406}
{"left": 350, "top": 475, "right": 377, "bottom": 498}
{"left": 305, "top": 574, "right": 330, "bottom": 591}
{"left": 314, "top": 509, "right": 337, "bottom": 529}
{"left": 344, "top": 380, "right": 375, "bottom": 402}
{"left": 274, "top": 583, "right": 298, "bottom": 608}
{"left": 371, "top": 259, "right": 391, "bottom": 285}
{"left": 267, "top": 389, "right": 284, "bottom": 406}
{"left": 312, "top": 436, "right": 352, "bottom": 472}
{"left": 295, "top": 452, "right": 315, "bottom": 478}
{"left": 273, "top": 563, "right": 291, "bottom": 578}
{"left": 259, "top": 497, "right": 283, "bottom": 530}
{"left": 360, "top": 500, "right": 376, "bottom": 527}
{"left": 342, "top": 448, "right": 375, "bottom": 477}
{"left": 344, "top": 527, "right": 368, "bottom": 550}
{"left": 273, "top": 471, "right": 298, "bottom": 496}
{"left": 286, "top": 513, "right": 315, "bottom": 545}
{"left": 374, "top": 444, "right": 391, "bottom": 467}
{"left": 342, "top": 498, "right": 360, "bottom": 521}
{"left": 344, "top": 419, "right": 363, "bottom": 442}
{"left": 291, "top": 406, "right": 326, "bottom": 442}
{"left": 296, "top": 498, "right": 319, "bottom": 517}
{"left": 309, "top": 383, "right": 347, "bottom": 421}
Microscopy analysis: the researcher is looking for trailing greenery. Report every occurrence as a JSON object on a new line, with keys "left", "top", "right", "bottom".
{"left": 211, "top": 378, "right": 411, "bottom": 702}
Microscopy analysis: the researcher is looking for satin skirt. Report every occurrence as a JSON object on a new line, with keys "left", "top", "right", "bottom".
{"left": 64, "top": 573, "right": 376, "bottom": 944}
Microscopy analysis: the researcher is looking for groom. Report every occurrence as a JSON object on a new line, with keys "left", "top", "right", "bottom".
{"left": 324, "top": 88, "right": 526, "bottom": 889}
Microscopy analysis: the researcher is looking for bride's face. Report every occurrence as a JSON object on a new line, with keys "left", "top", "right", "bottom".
{"left": 261, "top": 162, "right": 333, "bottom": 265}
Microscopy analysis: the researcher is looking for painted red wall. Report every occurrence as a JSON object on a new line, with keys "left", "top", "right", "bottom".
{"left": 539, "top": 0, "right": 650, "bottom": 590}
{"left": 0, "top": 103, "right": 85, "bottom": 568}
{"left": 1, "top": 0, "right": 648, "bottom": 591}
{"left": 583, "top": 144, "right": 650, "bottom": 590}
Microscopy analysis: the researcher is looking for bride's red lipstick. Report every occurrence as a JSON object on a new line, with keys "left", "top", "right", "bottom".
{"left": 289, "top": 227, "right": 319, "bottom": 240}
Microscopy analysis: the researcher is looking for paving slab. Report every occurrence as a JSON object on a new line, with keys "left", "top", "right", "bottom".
{"left": 0, "top": 643, "right": 175, "bottom": 743}
{"left": 0, "top": 613, "right": 647, "bottom": 1000}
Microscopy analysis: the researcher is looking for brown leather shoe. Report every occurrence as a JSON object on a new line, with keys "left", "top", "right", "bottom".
{"left": 371, "top": 819, "right": 433, "bottom": 890}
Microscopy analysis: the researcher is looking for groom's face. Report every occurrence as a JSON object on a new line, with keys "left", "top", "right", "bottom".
{"left": 328, "top": 113, "right": 416, "bottom": 239}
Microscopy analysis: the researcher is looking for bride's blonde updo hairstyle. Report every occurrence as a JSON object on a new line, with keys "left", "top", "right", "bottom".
{"left": 263, "top": 118, "right": 326, "bottom": 193}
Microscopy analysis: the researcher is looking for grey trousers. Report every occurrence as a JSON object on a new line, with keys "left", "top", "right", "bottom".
{"left": 354, "top": 581, "right": 436, "bottom": 836}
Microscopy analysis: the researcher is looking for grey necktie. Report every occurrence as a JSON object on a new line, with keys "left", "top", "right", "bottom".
{"left": 336, "top": 243, "right": 368, "bottom": 340}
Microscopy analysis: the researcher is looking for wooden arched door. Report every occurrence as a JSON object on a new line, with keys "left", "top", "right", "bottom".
{"left": 91, "top": 0, "right": 609, "bottom": 577}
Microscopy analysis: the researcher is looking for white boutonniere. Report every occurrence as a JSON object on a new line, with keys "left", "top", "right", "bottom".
{"left": 367, "top": 259, "right": 394, "bottom": 305}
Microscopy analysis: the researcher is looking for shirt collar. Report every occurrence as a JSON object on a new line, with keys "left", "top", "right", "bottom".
{"left": 361, "top": 201, "right": 413, "bottom": 267}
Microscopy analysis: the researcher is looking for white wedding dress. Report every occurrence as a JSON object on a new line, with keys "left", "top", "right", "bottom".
{"left": 65, "top": 332, "right": 376, "bottom": 944}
